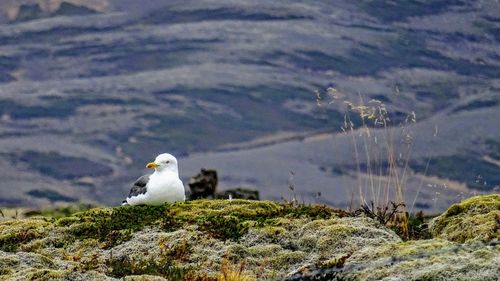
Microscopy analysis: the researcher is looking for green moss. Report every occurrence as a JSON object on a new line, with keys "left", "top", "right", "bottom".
{"left": 260, "top": 226, "right": 287, "bottom": 236}
{"left": 320, "top": 254, "right": 350, "bottom": 268}
{"left": 271, "top": 251, "right": 307, "bottom": 267}
{"left": 106, "top": 255, "right": 190, "bottom": 279}
{"left": 247, "top": 244, "right": 283, "bottom": 258}
{"left": 0, "top": 200, "right": 344, "bottom": 255}
{"left": 68, "top": 205, "right": 166, "bottom": 246}
{"left": 1, "top": 198, "right": 497, "bottom": 280}
{"left": 316, "top": 223, "right": 367, "bottom": 253}
{"left": 55, "top": 216, "right": 81, "bottom": 226}
{"left": 66, "top": 200, "right": 345, "bottom": 243}
{"left": 297, "top": 234, "right": 317, "bottom": 250}
{"left": 5, "top": 268, "right": 111, "bottom": 281}
{"left": 473, "top": 249, "right": 495, "bottom": 259}
{"left": 158, "top": 237, "right": 192, "bottom": 262}
{"left": 124, "top": 275, "right": 174, "bottom": 281}
{"left": 225, "top": 244, "right": 250, "bottom": 261}
{"left": 0, "top": 254, "right": 19, "bottom": 273}
{"left": 445, "top": 204, "right": 463, "bottom": 217}
{"left": 0, "top": 217, "right": 54, "bottom": 251}
{"left": 348, "top": 238, "right": 500, "bottom": 281}
{"left": 361, "top": 239, "right": 453, "bottom": 260}
{"left": 19, "top": 269, "right": 70, "bottom": 281}
{"left": 0, "top": 268, "right": 14, "bottom": 275}
{"left": 407, "top": 211, "right": 432, "bottom": 240}
{"left": 429, "top": 194, "right": 500, "bottom": 242}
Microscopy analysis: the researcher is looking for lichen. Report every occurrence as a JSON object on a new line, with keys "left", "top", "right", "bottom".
{"left": 4, "top": 268, "right": 113, "bottom": 281}
{"left": 429, "top": 194, "right": 500, "bottom": 242}
{"left": 59, "top": 200, "right": 346, "bottom": 244}
{"left": 344, "top": 239, "right": 500, "bottom": 281}
{"left": 0, "top": 217, "right": 54, "bottom": 252}
{"left": 0, "top": 198, "right": 498, "bottom": 280}
{"left": 124, "top": 275, "right": 168, "bottom": 281}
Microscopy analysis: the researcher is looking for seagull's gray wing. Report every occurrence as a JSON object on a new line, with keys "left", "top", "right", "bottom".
{"left": 127, "top": 175, "right": 150, "bottom": 198}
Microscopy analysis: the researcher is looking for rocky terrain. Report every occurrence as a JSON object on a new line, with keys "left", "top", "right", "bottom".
{"left": 0, "top": 194, "right": 498, "bottom": 280}
{"left": 0, "top": 1, "right": 498, "bottom": 210}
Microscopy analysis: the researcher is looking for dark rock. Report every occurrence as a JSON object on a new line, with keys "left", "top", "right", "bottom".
{"left": 13, "top": 4, "right": 44, "bottom": 22}
{"left": 188, "top": 169, "right": 259, "bottom": 200}
{"left": 11, "top": 2, "right": 97, "bottom": 23}
{"left": 52, "top": 2, "right": 97, "bottom": 17}
{"left": 215, "top": 188, "right": 259, "bottom": 200}
{"left": 188, "top": 169, "right": 218, "bottom": 199}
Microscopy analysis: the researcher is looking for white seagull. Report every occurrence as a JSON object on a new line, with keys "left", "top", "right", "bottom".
{"left": 123, "top": 153, "right": 185, "bottom": 206}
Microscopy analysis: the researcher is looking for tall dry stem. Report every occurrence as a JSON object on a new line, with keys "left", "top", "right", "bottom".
{"left": 324, "top": 88, "right": 417, "bottom": 238}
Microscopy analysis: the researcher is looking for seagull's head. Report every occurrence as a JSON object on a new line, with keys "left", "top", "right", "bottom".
{"left": 146, "top": 153, "right": 178, "bottom": 173}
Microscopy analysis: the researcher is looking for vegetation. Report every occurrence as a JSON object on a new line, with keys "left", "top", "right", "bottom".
{"left": 0, "top": 200, "right": 346, "bottom": 252}
{"left": 429, "top": 194, "right": 500, "bottom": 242}
{"left": 317, "top": 86, "right": 499, "bottom": 240}
{"left": 0, "top": 196, "right": 498, "bottom": 280}
{"left": 317, "top": 89, "right": 417, "bottom": 239}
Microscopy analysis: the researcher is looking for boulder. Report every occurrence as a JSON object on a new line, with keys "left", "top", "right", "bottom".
{"left": 429, "top": 194, "right": 500, "bottom": 242}
{"left": 215, "top": 188, "right": 259, "bottom": 200}
{"left": 0, "top": 198, "right": 498, "bottom": 280}
{"left": 188, "top": 169, "right": 259, "bottom": 200}
{"left": 188, "top": 169, "right": 218, "bottom": 199}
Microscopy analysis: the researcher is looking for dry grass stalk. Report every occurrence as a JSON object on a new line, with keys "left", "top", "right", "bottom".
{"left": 320, "top": 88, "right": 417, "bottom": 238}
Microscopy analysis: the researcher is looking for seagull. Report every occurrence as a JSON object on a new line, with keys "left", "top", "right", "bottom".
{"left": 123, "top": 153, "right": 185, "bottom": 206}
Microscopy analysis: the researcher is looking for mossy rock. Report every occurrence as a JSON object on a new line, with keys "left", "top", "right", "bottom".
{"left": 341, "top": 239, "right": 500, "bottom": 281}
{"left": 0, "top": 217, "right": 54, "bottom": 252}
{"left": 4, "top": 268, "right": 113, "bottom": 281}
{"left": 0, "top": 200, "right": 357, "bottom": 280}
{"left": 1, "top": 198, "right": 498, "bottom": 280}
{"left": 66, "top": 200, "right": 344, "bottom": 244}
{"left": 429, "top": 194, "right": 500, "bottom": 242}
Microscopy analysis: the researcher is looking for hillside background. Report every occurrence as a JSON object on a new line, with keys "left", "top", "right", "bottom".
{"left": 0, "top": 0, "right": 498, "bottom": 212}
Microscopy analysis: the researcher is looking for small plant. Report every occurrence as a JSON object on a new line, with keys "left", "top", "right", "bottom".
{"left": 282, "top": 171, "right": 299, "bottom": 206}
{"left": 406, "top": 211, "right": 431, "bottom": 240}
{"left": 318, "top": 88, "right": 419, "bottom": 239}
{"left": 354, "top": 201, "right": 405, "bottom": 226}
{"left": 217, "top": 259, "right": 254, "bottom": 281}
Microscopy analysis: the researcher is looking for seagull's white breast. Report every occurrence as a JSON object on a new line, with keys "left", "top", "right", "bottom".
{"left": 127, "top": 171, "right": 185, "bottom": 206}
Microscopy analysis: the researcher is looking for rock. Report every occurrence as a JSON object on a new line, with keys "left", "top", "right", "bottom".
{"left": 188, "top": 169, "right": 218, "bottom": 199}
{"left": 188, "top": 169, "right": 260, "bottom": 200}
{"left": 12, "top": 2, "right": 97, "bottom": 23}
{"left": 429, "top": 194, "right": 500, "bottom": 242}
{"left": 0, "top": 251, "right": 112, "bottom": 280}
{"left": 341, "top": 239, "right": 500, "bottom": 281}
{"left": 0, "top": 198, "right": 498, "bottom": 280}
{"left": 13, "top": 4, "right": 44, "bottom": 22}
{"left": 215, "top": 188, "right": 259, "bottom": 200}
{"left": 52, "top": 2, "right": 97, "bottom": 17}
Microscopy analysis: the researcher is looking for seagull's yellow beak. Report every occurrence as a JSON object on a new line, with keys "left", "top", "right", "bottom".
{"left": 146, "top": 162, "right": 159, "bottom": 169}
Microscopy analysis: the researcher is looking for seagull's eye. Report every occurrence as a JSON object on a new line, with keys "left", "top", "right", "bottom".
{"left": 165, "top": 160, "right": 170, "bottom": 164}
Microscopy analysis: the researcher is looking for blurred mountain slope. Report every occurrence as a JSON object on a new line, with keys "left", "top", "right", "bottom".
{"left": 0, "top": 0, "right": 498, "bottom": 210}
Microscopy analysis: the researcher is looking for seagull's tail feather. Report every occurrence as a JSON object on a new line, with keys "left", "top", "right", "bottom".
{"left": 121, "top": 200, "right": 129, "bottom": 206}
